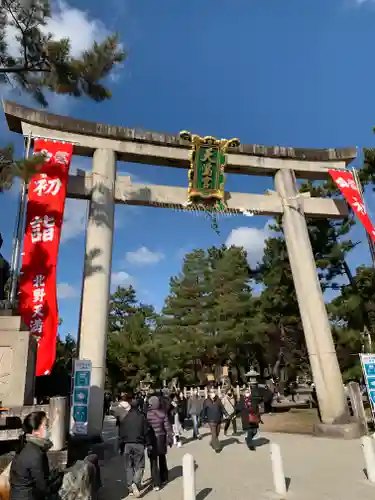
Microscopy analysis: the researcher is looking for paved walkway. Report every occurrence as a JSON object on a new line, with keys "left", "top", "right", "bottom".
{"left": 100, "top": 417, "right": 375, "bottom": 500}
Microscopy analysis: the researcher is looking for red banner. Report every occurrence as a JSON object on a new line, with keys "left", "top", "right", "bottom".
{"left": 19, "top": 140, "right": 73, "bottom": 376}
{"left": 328, "top": 169, "right": 375, "bottom": 242}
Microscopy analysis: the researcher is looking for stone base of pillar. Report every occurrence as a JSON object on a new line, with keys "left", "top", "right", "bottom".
{"left": 313, "top": 421, "right": 365, "bottom": 439}
{"left": 0, "top": 313, "right": 36, "bottom": 406}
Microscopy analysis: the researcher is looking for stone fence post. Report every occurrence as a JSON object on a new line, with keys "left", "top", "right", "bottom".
{"left": 347, "top": 381, "right": 368, "bottom": 434}
{"left": 183, "top": 453, "right": 196, "bottom": 500}
{"left": 49, "top": 396, "right": 68, "bottom": 451}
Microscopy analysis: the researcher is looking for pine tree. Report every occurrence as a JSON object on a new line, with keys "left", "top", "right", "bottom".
{"left": 254, "top": 234, "right": 307, "bottom": 378}
{"left": 206, "top": 245, "right": 264, "bottom": 371}
{"left": 108, "top": 285, "right": 139, "bottom": 333}
{"left": 106, "top": 286, "right": 158, "bottom": 390}
{"left": 300, "top": 180, "right": 357, "bottom": 291}
{"left": 0, "top": 0, "right": 124, "bottom": 104}
{"left": 0, "top": 144, "right": 46, "bottom": 192}
{"left": 158, "top": 249, "right": 210, "bottom": 384}
{"left": 329, "top": 266, "right": 375, "bottom": 336}
{"left": 0, "top": 0, "right": 125, "bottom": 191}
{"left": 158, "top": 246, "right": 266, "bottom": 383}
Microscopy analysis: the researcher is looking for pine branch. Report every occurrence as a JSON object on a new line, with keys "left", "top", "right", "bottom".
{"left": 0, "top": 65, "right": 47, "bottom": 73}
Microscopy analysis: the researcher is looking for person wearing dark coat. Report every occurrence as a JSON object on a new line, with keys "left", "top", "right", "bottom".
{"left": 146, "top": 396, "right": 173, "bottom": 491}
{"left": 135, "top": 392, "right": 145, "bottom": 413}
{"left": 10, "top": 411, "right": 63, "bottom": 500}
{"left": 158, "top": 391, "right": 171, "bottom": 414}
{"left": 111, "top": 394, "right": 132, "bottom": 456}
{"left": 187, "top": 388, "right": 204, "bottom": 440}
{"left": 177, "top": 392, "right": 187, "bottom": 430}
{"left": 202, "top": 389, "right": 226, "bottom": 452}
{"left": 116, "top": 394, "right": 151, "bottom": 498}
{"left": 236, "top": 385, "right": 263, "bottom": 450}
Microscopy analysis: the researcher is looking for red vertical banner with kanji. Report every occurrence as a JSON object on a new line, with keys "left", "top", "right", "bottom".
{"left": 328, "top": 169, "right": 375, "bottom": 242}
{"left": 19, "top": 140, "right": 73, "bottom": 376}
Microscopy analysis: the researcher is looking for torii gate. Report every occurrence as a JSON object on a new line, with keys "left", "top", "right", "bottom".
{"left": 2, "top": 101, "right": 361, "bottom": 438}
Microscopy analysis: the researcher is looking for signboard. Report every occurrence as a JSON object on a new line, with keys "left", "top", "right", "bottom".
{"left": 359, "top": 354, "right": 375, "bottom": 422}
{"left": 70, "top": 359, "right": 91, "bottom": 435}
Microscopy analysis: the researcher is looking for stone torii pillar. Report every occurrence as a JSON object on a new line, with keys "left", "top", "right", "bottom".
{"left": 274, "top": 169, "right": 359, "bottom": 436}
{"left": 78, "top": 148, "right": 116, "bottom": 437}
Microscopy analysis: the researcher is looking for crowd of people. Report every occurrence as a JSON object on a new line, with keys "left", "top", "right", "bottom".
{"left": 4, "top": 382, "right": 271, "bottom": 499}
{"left": 110, "top": 383, "right": 266, "bottom": 497}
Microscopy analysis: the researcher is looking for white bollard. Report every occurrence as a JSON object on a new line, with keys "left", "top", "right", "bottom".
{"left": 49, "top": 396, "right": 68, "bottom": 451}
{"left": 270, "top": 443, "right": 287, "bottom": 498}
{"left": 182, "top": 453, "right": 196, "bottom": 500}
{"left": 361, "top": 436, "right": 375, "bottom": 483}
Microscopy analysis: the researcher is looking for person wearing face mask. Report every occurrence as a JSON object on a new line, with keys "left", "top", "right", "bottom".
{"left": 10, "top": 411, "right": 63, "bottom": 499}
{"left": 221, "top": 389, "right": 238, "bottom": 436}
{"left": 114, "top": 393, "right": 150, "bottom": 498}
{"left": 187, "top": 388, "right": 203, "bottom": 440}
{"left": 112, "top": 392, "right": 133, "bottom": 456}
{"left": 147, "top": 396, "right": 173, "bottom": 491}
{"left": 202, "top": 388, "right": 226, "bottom": 453}
{"left": 236, "top": 385, "right": 263, "bottom": 451}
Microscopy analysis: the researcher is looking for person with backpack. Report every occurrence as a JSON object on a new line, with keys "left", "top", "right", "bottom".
{"left": 221, "top": 388, "right": 238, "bottom": 436}
{"left": 113, "top": 393, "right": 150, "bottom": 498}
{"left": 111, "top": 393, "right": 132, "bottom": 456}
{"left": 236, "top": 386, "right": 263, "bottom": 450}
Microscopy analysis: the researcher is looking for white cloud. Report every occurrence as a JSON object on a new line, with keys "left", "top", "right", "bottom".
{"left": 226, "top": 221, "right": 273, "bottom": 267}
{"left": 5, "top": 0, "right": 110, "bottom": 59}
{"left": 43, "top": 1, "right": 110, "bottom": 58}
{"left": 125, "top": 246, "right": 165, "bottom": 266}
{"left": 57, "top": 282, "right": 78, "bottom": 299}
{"left": 61, "top": 199, "right": 88, "bottom": 243}
{"left": 353, "top": 0, "right": 375, "bottom": 5}
{"left": 111, "top": 271, "right": 134, "bottom": 287}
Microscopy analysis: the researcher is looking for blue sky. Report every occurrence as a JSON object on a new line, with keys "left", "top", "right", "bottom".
{"left": 1, "top": 0, "right": 375, "bottom": 338}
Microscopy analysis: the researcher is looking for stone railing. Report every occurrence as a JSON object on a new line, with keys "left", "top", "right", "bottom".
{"left": 0, "top": 398, "right": 67, "bottom": 449}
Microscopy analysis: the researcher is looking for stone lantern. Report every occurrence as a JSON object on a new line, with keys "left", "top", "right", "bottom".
{"left": 246, "top": 368, "right": 260, "bottom": 386}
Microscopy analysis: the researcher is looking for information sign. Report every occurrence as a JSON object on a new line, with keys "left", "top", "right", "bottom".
{"left": 359, "top": 354, "right": 375, "bottom": 422}
{"left": 70, "top": 359, "right": 91, "bottom": 435}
